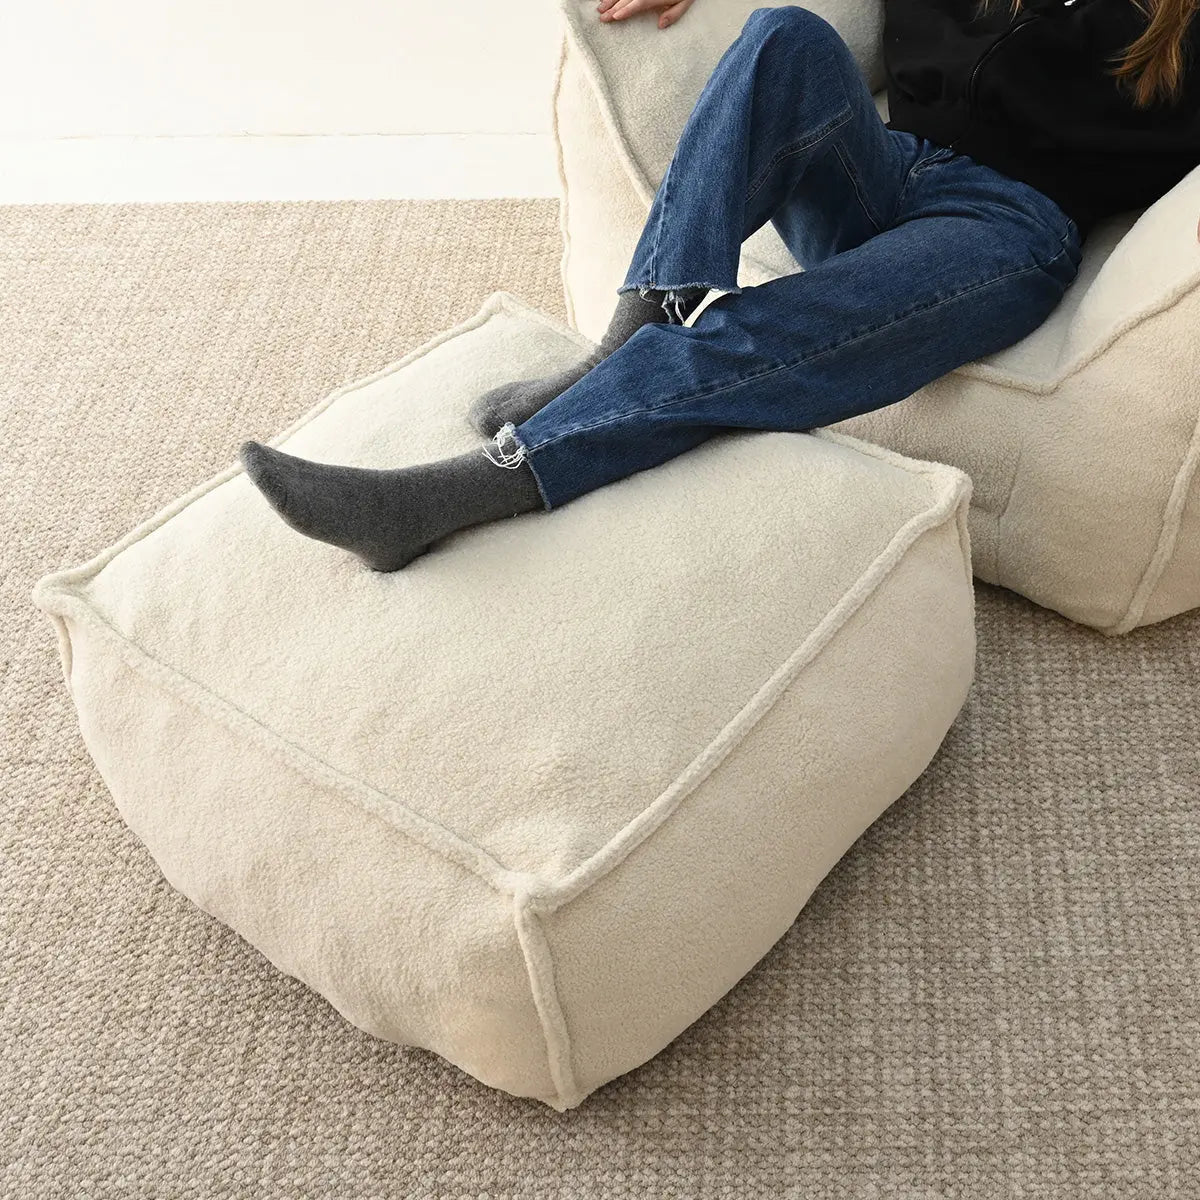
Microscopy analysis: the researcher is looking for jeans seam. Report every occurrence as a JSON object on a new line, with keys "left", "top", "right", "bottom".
{"left": 744, "top": 106, "right": 854, "bottom": 207}
{"left": 830, "top": 138, "right": 885, "bottom": 235}
{"left": 522, "top": 450, "right": 553, "bottom": 510}
{"left": 524, "top": 245, "right": 1074, "bottom": 454}
{"left": 645, "top": 152, "right": 674, "bottom": 285}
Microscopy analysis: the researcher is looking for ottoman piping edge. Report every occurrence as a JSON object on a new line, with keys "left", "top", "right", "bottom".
{"left": 524, "top": 466, "right": 973, "bottom": 917}
{"left": 813, "top": 427, "right": 973, "bottom": 493}
{"left": 513, "top": 890, "right": 580, "bottom": 1110}
{"left": 550, "top": 29, "right": 579, "bottom": 335}
{"left": 34, "top": 588, "right": 534, "bottom": 895}
{"left": 1106, "top": 394, "right": 1200, "bottom": 635}
{"left": 951, "top": 258, "right": 1200, "bottom": 392}
{"left": 558, "top": 1, "right": 658, "bottom": 210}
{"left": 496, "top": 288, "right": 597, "bottom": 354}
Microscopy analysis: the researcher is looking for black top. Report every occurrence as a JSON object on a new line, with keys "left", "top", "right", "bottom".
{"left": 883, "top": 0, "right": 1200, "bottom": 237}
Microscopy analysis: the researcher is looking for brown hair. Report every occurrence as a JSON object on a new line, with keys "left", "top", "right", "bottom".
{"left": 977, "top": 0, "right": 1197, "bottom": 107}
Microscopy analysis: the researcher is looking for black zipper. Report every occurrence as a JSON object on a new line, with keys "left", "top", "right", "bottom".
{"left": 950, "top": 12, "right": 1042, "bottom": 149}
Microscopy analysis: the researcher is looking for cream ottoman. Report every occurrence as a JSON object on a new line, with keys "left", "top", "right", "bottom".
{"left": 554, "top": 0, "right": 1200, "bottom": 634}
{"left": 34, "top": 293, "right": 975, "bottom": 1109}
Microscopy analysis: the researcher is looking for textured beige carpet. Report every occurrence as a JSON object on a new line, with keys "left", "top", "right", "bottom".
{"left": 2, "top": 200, "right": 1198, "bottom": 1199}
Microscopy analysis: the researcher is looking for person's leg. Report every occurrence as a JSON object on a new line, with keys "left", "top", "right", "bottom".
{"left": 467, "top": 289, "right": 687, "bottom": 440}
{"left": 508, "top": 161, "right": 1082, "bottom": 508}
{"left": 240, "top": 441, "right": 542, "bottom": 573}
{"left": 618, "top": 4, "right": 929, "bottom": 295}
{"left": 242, "top": 156, "right": 1080, "bottom": 570}
{"left": 470, "top": 4, "right": 933, "bottom": 439}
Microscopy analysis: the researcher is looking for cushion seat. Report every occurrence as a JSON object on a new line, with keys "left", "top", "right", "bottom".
{"left": 34, "top": 293, "right": 976, "bottom": 1108}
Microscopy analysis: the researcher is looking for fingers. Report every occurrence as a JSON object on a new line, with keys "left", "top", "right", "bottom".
{"left": 597, "top": 0, "right": 694, "bottom": 26}
{"left": 657, "top": 0, "right": 695, "bottom": 26}
{"left": 598, "top": 0, "right": 655, "bottom": 22}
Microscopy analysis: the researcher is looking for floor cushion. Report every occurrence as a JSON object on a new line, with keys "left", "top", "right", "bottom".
{"left": 33, "top": 292, "right": 976, "bottom": 1110}
{"left": 553, "top": 0, "right": 1200, "bottom": 634}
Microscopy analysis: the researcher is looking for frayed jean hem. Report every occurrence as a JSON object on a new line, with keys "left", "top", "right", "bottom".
{"left": 617, "top": 281, "right": 736, "bottom": 326}
{"left": 483, "top": 421, "right": 553, "bottom": 511}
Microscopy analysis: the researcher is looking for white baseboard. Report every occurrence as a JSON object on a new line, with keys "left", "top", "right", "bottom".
{"left": 0, "top": 133, "right": 560, "bottom": 203}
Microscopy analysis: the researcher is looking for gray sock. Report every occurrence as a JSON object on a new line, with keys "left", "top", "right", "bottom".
{"left": 466, "top": 286, "right": 706, "bottom": 438}
{"left": 240, "top": 439, "right": 543, "bottom": 572}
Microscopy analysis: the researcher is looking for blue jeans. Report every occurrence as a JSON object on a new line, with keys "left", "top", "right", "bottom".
{"left": 505, "top": 4, "right": 1082, "bottom": 510}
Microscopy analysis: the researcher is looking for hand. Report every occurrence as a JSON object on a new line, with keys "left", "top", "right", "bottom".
{"left": 597, "top": 0, "right": 697, "bottom": 30}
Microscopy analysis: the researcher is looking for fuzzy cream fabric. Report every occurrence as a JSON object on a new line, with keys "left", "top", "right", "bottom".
{"left": 32, "top": 291, "right": 976, "bottom": 1109}
{"left": 553, "top": 0, "right": 1200, "bottom": 634}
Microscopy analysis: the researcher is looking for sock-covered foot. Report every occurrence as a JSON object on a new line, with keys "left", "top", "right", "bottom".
{"left": 240, "top": 439, "right": 543, "bottom": 571}
{"left": 467, "top": 286, "right": 706, "bottom": 438}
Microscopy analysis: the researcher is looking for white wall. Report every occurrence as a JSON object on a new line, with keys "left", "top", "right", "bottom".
{"left": 0, "top": 1, "right": 560, "bottom": 138}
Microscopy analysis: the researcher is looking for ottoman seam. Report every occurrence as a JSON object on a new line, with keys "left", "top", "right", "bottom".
{"left": 34, "top": 590, "right": 533, "bottom": 895}
{"left": 954, "top": 263, "right": 1200, "bottom": 393}
{"left": 1106, "top": 399, "right": 1200, "bottom": 635}
{"left": 499, "top": 290, "right": 596, "bottom": 355}
{"left": 993, "top": 438, "right": 1025, "bottom": 586}
{"left": 559, "top": 4, "right": 658, "bottom": 210}
{"left": 512, "top": 891, "right": 579, "bottom": 1110}
{"left": 815, "top": 427, "right": 970, "bottom": 486}
{"left": 524, "top": 463, "right": 973, "bottom": 915}
{"left": 551, "top": 32, "right": 579, "bottom": 333}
